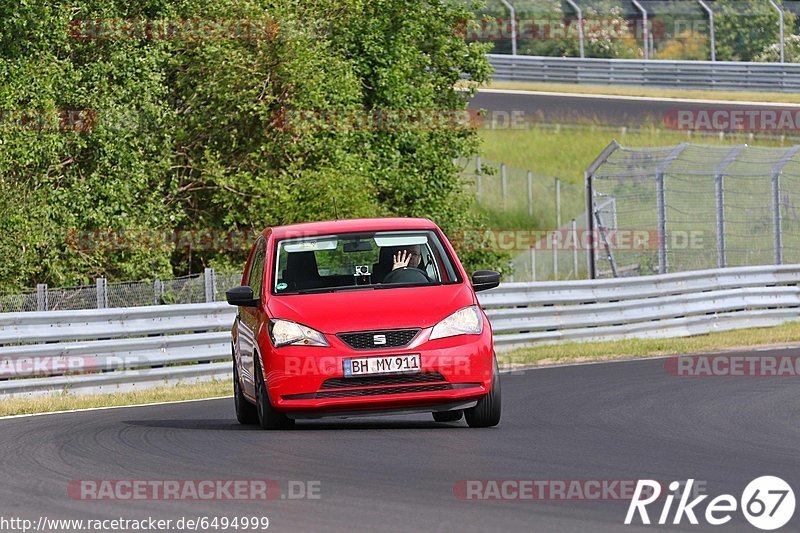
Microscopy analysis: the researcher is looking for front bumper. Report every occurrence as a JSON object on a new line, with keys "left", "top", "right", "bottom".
{"left": 261, "top": 326, "right": 494, "bottom": 413}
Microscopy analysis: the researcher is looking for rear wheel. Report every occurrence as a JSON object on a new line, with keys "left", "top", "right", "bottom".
{"left": 233, "top": 356, "right": 258, "bottom": 425}
{"left": 254, "top": 355, "right": 294, "bottom": 430}
{"left": 432, "top": 410, "right": 463, "bottom": 423}
{"left": 465, "top": 360, "right": 501, "bottom": 428}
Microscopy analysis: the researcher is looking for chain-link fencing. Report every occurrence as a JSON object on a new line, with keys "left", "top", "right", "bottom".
{"left": 0, "top": 270, "right": 242, "bottom": 313}
{"left": 588, "top": 141, "right": 800, "bottom": 277}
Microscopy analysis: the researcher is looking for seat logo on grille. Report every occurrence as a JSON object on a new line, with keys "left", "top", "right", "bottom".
{"left": 373, "top": 334, "right": 387, "bottom": 345}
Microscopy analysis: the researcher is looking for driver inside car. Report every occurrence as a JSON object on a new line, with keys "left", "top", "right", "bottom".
{"left": 391, "top": 245, "right": 430, "bottom": 280}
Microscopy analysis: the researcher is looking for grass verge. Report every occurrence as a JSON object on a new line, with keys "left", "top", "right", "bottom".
{"left": 483, "top": 80, "right": 800, "bottom": 104}
{"left": 477, "top": 125, "right": 786, "bottom": 187}
{"left": 0, "top": 379, "right": 231, "bottom": 418}
{"left": 499, "top": 321, "right": 800, "bottom": 368}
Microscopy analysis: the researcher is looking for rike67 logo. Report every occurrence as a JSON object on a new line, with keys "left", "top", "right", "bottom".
{"left": 625, "top": 477, "right": 795, "bottom": 530}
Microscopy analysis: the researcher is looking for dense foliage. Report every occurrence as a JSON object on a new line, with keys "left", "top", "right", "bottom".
{"left": 0, "top": 0, "right": 506, "bottom": 290}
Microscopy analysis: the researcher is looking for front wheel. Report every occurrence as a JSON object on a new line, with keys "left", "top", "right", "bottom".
{"left": 465, "top": 362, "right": 501, "bottom": 428}
{"left": 255, "top": 355, "right": 295, "bottom": 430}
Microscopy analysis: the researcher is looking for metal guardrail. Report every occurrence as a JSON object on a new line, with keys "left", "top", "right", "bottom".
{"left": 1, "top": 265, "right": 798, "bottom": 396}
{"left": 487, "top": 54, "right": 800, "bottom": 91}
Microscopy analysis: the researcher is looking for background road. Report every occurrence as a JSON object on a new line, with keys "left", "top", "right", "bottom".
{"left": 469, "top": 89, "right": 800, "bottom": 128}
{"left": 1, "top": 350, "right": 798, "bottom": 532}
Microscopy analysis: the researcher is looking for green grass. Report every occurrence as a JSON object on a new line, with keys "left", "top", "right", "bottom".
{"left": 477, "top": 126, "right": 787, "bottom": 188}
{"left": 499, "top": 321, "right": 800, "bottom": 367}
{"left": 482, "top": 80, "right": 800, "bottom": 104}
{"left": 0, "top": 379, "right": 231, "bottom": 417}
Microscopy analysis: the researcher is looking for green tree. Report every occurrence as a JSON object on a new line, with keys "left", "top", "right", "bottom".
{"left": 715, "top": 0, "right": 795, "bottom": 61}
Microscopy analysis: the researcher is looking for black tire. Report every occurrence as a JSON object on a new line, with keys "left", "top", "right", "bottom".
{"left": 254, "top": 354, "right": 294, "bottom": 430}
{"left": 233, "top": 356, "right": 258, "bottom": 425}
{"left": 432, "top": 410, "right": 463, "bottom": 423}
{"left": 465, "top": 362, "right": 501, "bottom": 428}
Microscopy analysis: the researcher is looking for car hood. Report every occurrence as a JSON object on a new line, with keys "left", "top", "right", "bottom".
{"left": 267, "top": 283, "right": 475, "bottom": 333}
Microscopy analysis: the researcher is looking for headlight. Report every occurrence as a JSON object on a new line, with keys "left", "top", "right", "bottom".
{"left": 269, "top": 319, "right": 329, "bottom": 347}
{"left": 429, "top": 305, "right": 483, "bottom": 340}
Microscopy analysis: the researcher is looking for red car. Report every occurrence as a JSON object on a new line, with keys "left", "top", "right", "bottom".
{"left": 226, "top": 217, "right": 501, "bottom": 429}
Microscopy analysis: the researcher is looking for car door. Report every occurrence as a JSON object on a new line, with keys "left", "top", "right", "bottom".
{"left": 238, "top": 237, "right": 266, "bottom": 398}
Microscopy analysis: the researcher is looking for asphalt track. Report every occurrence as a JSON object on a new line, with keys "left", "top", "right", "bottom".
{"left": 469, "top": 89, "right": 800, "bottom": 128}
{"left": 1, "top": 351, "right": 799, "bottom": 532}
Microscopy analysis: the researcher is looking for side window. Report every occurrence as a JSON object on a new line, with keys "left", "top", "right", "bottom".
{"left": 247, "top": 238, "right": 266, "bottom": 297}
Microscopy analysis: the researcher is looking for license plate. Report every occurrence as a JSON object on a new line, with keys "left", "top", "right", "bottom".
{"left": 343, "top": 354, "right": 421, "bottom": 377}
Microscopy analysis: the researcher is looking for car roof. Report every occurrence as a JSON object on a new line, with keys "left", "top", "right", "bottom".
{"left": 266, "top": 217, "right": 439, "bottom": 239}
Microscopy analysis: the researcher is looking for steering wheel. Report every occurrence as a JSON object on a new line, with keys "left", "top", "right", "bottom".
{"left": 382, "top": 267, "right": 430, "bottom": 285}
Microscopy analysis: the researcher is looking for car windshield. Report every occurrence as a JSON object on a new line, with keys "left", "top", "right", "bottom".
{"left": 272, "top": 230, "right": 460, "bottom": 294}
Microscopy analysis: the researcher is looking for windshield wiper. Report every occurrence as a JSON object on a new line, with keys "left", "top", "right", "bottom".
{"left": 295, "top": 285, "right": 376, "bottom": 294}
{"left": 375, "top": 281, "right": 441, "bottom": 289}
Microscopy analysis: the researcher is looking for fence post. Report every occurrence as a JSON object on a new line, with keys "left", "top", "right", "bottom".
{"left": 476, "top": 156, "right": 482, "bottom": 201}
{"left": 564, "top": 0, "right": 584, "bottom": 58}
{"left": 552, "top": 232, "right": 558, "bottom": 281}
{"left": 204, "top": 268, "right": 216, "bottom": 303}
{"left": 771, "top": 146, "right": 800, "bottom": 264}
{"left": 501, "top": 163, "right": 507, "bottom": 210}
{"left": 773, "top": 172, "right": 782, "bottom": 264}
{"left": 36, "top": 284, "right": 48, "bottom": 312}
{"left": 499, "top": 0, "right": 517, "bottom": 55}
{"left": 698, "top": 0, "right": 715, "bottom": 62}
{"left": 153, "top": 279, "right": 163, "bottom": 305}
{"left": 584, "top": 141, "right": 622, "bottom": 279}
{"left": 715, "top": 145, "right": 745, "bottom": 269}
{"left": 527, "top": 171, "right": 533, "bottom": 220}
{"left": 715, "top": 172, "right": 726, "bottom": 269}
{"left": 556, "top": 178, "right": 562, "bottom": 228}
{"left": 96, "top": 277, "right": 107, "bottom": 309}
{"left": 530, "top": 247, "right": 536, "bottom": 281}
{"left": 572, "top": 218, "right": 578, "bottom": 278}
{"left": 655, "top": 143, "right": 689, "bottom": 275}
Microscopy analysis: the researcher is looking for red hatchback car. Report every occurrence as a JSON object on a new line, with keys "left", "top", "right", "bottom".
{"left": 226, "top": 217, "right": 502, "bottom": 429}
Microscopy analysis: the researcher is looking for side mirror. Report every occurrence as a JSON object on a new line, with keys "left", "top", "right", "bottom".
{"left": 226, "top": 286, "right": 259, "bottom": 307}
{"left": 471, "top": 270, "right": 501, "bottom": 292}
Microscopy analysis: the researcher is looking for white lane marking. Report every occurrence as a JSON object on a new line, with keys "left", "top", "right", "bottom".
{"left": 477, "top": 88, "right": 800, "bottom": 108}
{"left": 499, "top": 354, "right": 673, "bottom": 374}
{"left": 0, "top": 395, "right": 233, "bottom": 421}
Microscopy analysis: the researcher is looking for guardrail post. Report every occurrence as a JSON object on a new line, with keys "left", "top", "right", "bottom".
{"left": 204, "top": 268, "right": 216, "bottom": 303}
{"left": 96, "top": 277, "right": 107, "bottom": 309}
{"left": 36, "top": 284, "right": 48, "bottom": 312}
